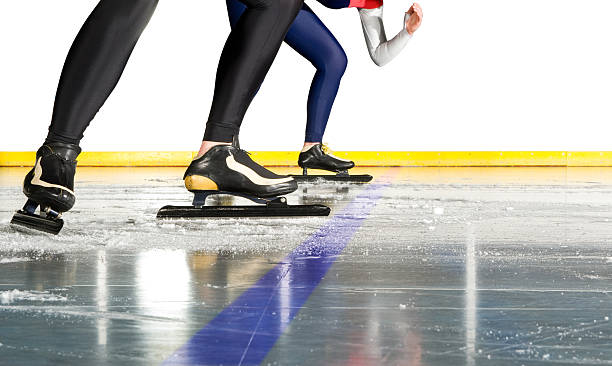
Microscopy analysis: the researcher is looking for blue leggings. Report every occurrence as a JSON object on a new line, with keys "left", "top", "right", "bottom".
{"left": 227, "top": 0, "right": 347, "bottom": 143}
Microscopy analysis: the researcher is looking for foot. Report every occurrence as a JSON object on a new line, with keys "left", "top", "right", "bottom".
{"left": 184, "top": 145, "right": 297, "bottom": 198}
{"left": 23, "top": 142, "right": 81, "bottom": 213}
{"left": 298, "top": 143, "right": 355, "bottom": 173}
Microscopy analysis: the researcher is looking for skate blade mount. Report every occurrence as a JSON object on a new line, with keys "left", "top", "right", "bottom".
{"left": 157, "top": 191, "right": 331, "bottom": 219}
{"left": 291, "top": 169, "right": 373, "bottom": 183}
{"left": 10, "top": 199, "right": 64, "bottom": 235}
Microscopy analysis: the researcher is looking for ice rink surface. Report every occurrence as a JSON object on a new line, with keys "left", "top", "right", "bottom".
{"left": 1, "top": 167, "right": 611, "bottom": 366}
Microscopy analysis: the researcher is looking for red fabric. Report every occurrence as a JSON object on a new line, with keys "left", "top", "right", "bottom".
{"left": 348, "top": 0, "right": 383, "bottom": 9}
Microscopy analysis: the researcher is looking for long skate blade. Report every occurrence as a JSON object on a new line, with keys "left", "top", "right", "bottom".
{"left": 290, "top": 174, "right": 373, "bottom": 183}
{"left": 157, "top": 204, "right": 330, "bottom": 219}
{"left": 10, "top": 210, "right": 63, "bottom": 235}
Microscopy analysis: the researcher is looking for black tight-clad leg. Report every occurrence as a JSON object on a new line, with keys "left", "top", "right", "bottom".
{"left": 46, "top": 0, "right": 304, "bottom": 146}
{"left": 28, "top": 0, "right": 304, "bottom": 217}
{"left": 204, "top": 0, "right": 304, "bottom": 142}
{"left": 46, "top": 0, "right": 159, "bottom": 145}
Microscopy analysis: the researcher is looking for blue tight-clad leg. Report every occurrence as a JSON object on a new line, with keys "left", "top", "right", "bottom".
{"left": 226, "top": 1, "right": 348, "bottom": 143}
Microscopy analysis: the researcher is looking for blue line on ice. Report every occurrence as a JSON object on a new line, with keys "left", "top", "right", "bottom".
{"left": 162, "top": 183, "right": 388, "bottom": 366}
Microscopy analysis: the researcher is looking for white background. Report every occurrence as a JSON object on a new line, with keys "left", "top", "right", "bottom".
{"left": 1, "top": 0, "right": 611, "bottom": 152}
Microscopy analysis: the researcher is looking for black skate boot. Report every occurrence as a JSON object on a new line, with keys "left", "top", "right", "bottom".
{"left": 11, "top": 142, "right": 81, "bottom": 234}
{"left": 157, "top": 143, "right": 330, "bottom": 218}
{"left": 184, "top": 144, "right": 297, "bottom": 198}
{"left": 298, "top": 143, "right": 355, "bottom": 174}
{"left": 293, "top": 144, "right": 372, "bottom": 183}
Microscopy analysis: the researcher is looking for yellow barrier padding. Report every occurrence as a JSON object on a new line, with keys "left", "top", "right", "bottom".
{"left": 566, "top": 152, "right": 612, "bottom": 167}
{"left": 0, "top": 151, "right": 194, "bottom": 167}
{"left": 1, "top": 151, "right": 611, "bottom": 167}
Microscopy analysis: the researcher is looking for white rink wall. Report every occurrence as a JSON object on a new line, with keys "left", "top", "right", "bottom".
{"left": 1, "top": 0, "right": 611, "bottom": 152}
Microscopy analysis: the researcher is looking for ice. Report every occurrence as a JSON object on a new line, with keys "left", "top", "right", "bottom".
{"left": 0, "top": 167, "right": 612, "bottom": 365}
{"left": 0, "top": 289, "right": 67, "bottom": 304}
{"left": 0, "top": 257, "right": 30, "bottom": 264}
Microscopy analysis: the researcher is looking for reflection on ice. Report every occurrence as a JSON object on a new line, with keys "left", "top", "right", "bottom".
{"left": 0, "top": 167, "right": 611, "bottom": 365}
{"left": 465, "top": 224, "right": 477, "bottom": 366}
{"left": 137, "top": 250, "right": 191, "bottom": 320}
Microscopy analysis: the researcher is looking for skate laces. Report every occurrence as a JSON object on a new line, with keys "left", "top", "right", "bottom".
{"left": 233, "top": 147, "right": 253, "bottom": 162}
{"left": 321, "top": 143, "right": 349, "bottom": 162}
{"left": 321, "top": 143, "right": 333, "bottom": 155}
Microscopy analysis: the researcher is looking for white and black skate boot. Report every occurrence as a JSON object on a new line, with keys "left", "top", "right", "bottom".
{"left": 293, "top": 144, "right": 371, "bottom": 183}
{"left": 183, "top": 144, "right": 297, "bottom": 198}
{"left": 11, "top": 142, "right": 81, "bottom": 234}
{"left": 157, "top": 143, "right": 330, "bottom": 218}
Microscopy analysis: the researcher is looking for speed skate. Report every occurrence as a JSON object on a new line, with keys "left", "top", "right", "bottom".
{"left": 291, "top": 168, "right": 373, "bottom": 184}
{"left": 11, "top": 199, "right": 64, "bottom": 235}
{"left": 157, "top": 190, "right": 330, "bottom": 219}
{"left": 293, "top": 144, "right": 372, "bottom": 183}
{"left": 10, "top": 142, "right": 81, "bottom": 235}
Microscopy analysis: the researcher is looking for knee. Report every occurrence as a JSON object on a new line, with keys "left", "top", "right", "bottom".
{"left": 334, "top": 49, "right": 349, "bottom": 75}
{"left": 319, "top": 47, "right": 348, "bottom": 78}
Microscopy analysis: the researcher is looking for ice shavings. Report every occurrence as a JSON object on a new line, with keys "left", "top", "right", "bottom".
{"left": 0, "top": 257, "right": 31, "bottom": 264}
{"left": 0, "top": 257, "right": 32, "bottom": 264}
{"left": 0, "top": 290, "right": 67, "bottom": 305}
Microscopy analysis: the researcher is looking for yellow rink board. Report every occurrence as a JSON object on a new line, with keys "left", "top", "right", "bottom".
{"left": 1, "top": 151, "right": 612, "bottom": 167}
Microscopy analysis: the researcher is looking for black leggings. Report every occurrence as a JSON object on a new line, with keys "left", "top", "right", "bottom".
{"left": 46, "top": 0, "right": 303, "bottom": 145}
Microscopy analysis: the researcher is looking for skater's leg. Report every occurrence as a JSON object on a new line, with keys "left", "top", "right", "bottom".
{"left": 46, "top": 0, "right": 158, "bottom": 145}
{"left": 223, "top": 1, "right": 352, "bottom": 177}
{"left": 283, "top": 4, "right": 348, "bottom": 145}
{"left": 282, "top": 5, "right": 354, "bottom": 173}
{"left": 202, "top": 0, "right": 303, "bottom": 145}
{"left": 225, "top": 1, "right": 347, "bottom": 146}
{"left": 24, "top": 0, "right": 158, "bottom": 218}
{"left": 186, "top": 0, "right": 303, "bottom": 198}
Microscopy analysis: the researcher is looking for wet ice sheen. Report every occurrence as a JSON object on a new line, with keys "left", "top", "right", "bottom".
{"left": 0, "top": 167, "right": 611, "bottom": 365}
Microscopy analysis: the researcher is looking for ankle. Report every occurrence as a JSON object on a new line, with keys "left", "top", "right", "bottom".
{"left": 301, "top": 142, "right": 320, "bottom": 152}
{"left": 196, "top": 140, "right": 231, "bottom": 159}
